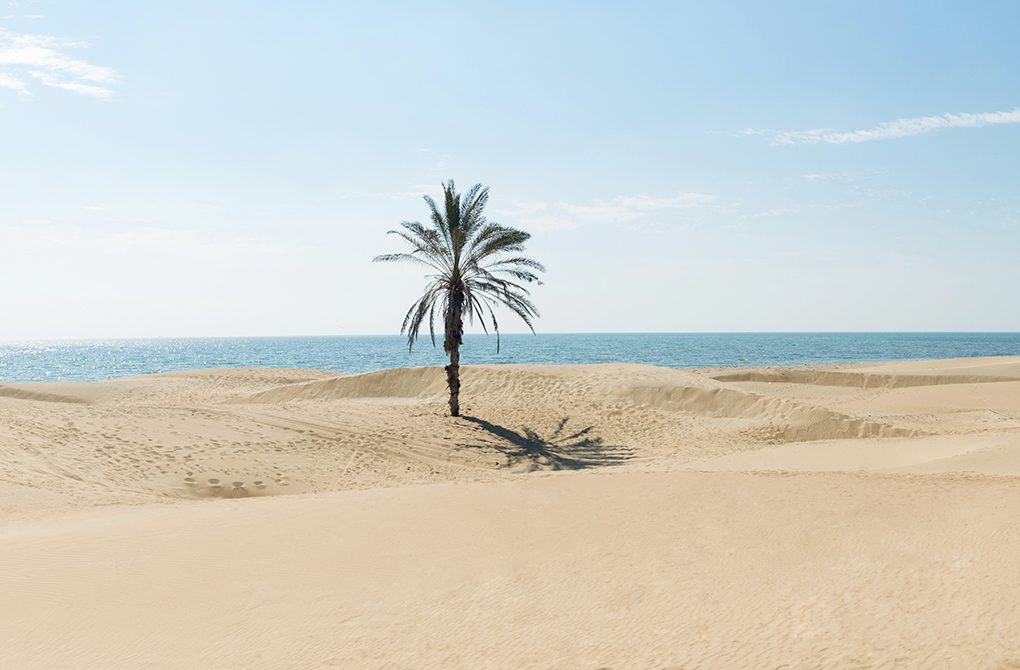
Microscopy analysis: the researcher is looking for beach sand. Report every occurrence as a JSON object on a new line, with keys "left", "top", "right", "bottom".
{"left": 2, "top": 356, "right": 1020, "bottom": 668}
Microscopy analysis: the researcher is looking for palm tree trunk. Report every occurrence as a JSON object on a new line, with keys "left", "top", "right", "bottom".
{"left": 446, "top": 341, "right": 460, "bottom": 416}
{"left": 444, "top": 291, "right": 464, "bottom": 417}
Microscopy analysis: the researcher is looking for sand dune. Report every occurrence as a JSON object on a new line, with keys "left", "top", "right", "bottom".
{"left": 712, "top": 367, "right": 1019, "bottom": 388}
{"left": 0, "top": 384, "right": 92, "bottom": 404}
{"left": 2, "top": 356, "right": 1020, "bottom": 667}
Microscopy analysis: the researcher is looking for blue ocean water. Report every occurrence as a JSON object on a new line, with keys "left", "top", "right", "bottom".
{"left": 1, "top": 333, "right": 1018, "bottom": 383}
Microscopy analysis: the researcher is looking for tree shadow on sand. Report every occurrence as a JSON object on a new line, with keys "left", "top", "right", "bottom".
{"left": 458, "top": 416, "right": 634, "bottom": 470}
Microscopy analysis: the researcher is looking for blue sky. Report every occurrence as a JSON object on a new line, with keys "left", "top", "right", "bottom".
{"left": 1, "top": 1, "right": 1018, "bottom": 339}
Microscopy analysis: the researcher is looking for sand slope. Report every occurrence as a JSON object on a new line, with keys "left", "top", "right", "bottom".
{"left": 7, "top": 470, "right": 1020, "bottom": 669}
{"left": 2, "top": 356, "right": 1020, "bottom": 668}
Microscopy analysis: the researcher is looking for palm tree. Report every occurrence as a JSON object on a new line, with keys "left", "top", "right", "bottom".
{"left": 373, "top": 180, "right": 544, "bottom": 416}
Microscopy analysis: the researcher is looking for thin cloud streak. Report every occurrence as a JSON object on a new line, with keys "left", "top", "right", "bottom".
{"left": 0, "top": 26, "right": 118, "bottom": 97}
{"left": 502, "top": 191, "right": 719, "bottom": 231}
{"left": 745, "top": 107, "right": 1020, "bottom": 145}
{"left": 30, "top": 70, "right": 114, "bottom": 97}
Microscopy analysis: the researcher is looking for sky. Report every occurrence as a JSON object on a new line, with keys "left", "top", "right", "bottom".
{"left": 1, "top": 0, "right": 1018, "bottom": 340}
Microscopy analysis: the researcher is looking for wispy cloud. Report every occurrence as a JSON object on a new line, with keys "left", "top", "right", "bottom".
{"left": 501, "top": 191, "right": 719, "bottom": 230}
{"left": 0, "top": 26, "right": 118, "bottom": 97}
{"left": 96, "top": 227, "right": 285, "bottom": 258}
{"left": 750, "top": 207, "right": 798, "bottom": 218}
{"left": 744, "top": 107, "right": 1020, "bottom": 145}
{"left": 2, "top": 224, "right": 290, "bottom": 262}
{"left": 0, "top": 68, "right": 26, "bottom": 92}
{"left": 802, "top": 172, "right": 854, "bottom": 182}
{"left": 338, "top": 183, "right": 444, "bottom": 202}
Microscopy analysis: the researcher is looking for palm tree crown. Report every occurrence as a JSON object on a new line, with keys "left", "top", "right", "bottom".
{"left": 373, "top": 180, "right": 544, "bottom": 415}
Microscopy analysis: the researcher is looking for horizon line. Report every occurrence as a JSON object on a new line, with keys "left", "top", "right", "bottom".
{"left": 3, "top": 330, "right": 1019, "bottom": 345}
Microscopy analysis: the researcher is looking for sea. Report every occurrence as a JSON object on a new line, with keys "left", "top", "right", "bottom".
{"left": 0, "top": 332, "right": 1018, "bottom": 383}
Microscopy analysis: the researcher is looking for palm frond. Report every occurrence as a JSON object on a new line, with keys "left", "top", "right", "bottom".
{"left": 372, "top": 252, "right": 443, "bottom": 272}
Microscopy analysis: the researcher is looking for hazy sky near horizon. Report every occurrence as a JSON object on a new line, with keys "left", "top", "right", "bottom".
{"left": 1, "top": 1, "right": 1018, "bottom": 340}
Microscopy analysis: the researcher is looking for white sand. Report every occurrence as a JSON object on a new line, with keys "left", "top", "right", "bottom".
{"left": 2, "top": 357, "right": 1020, "bottom": 668}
